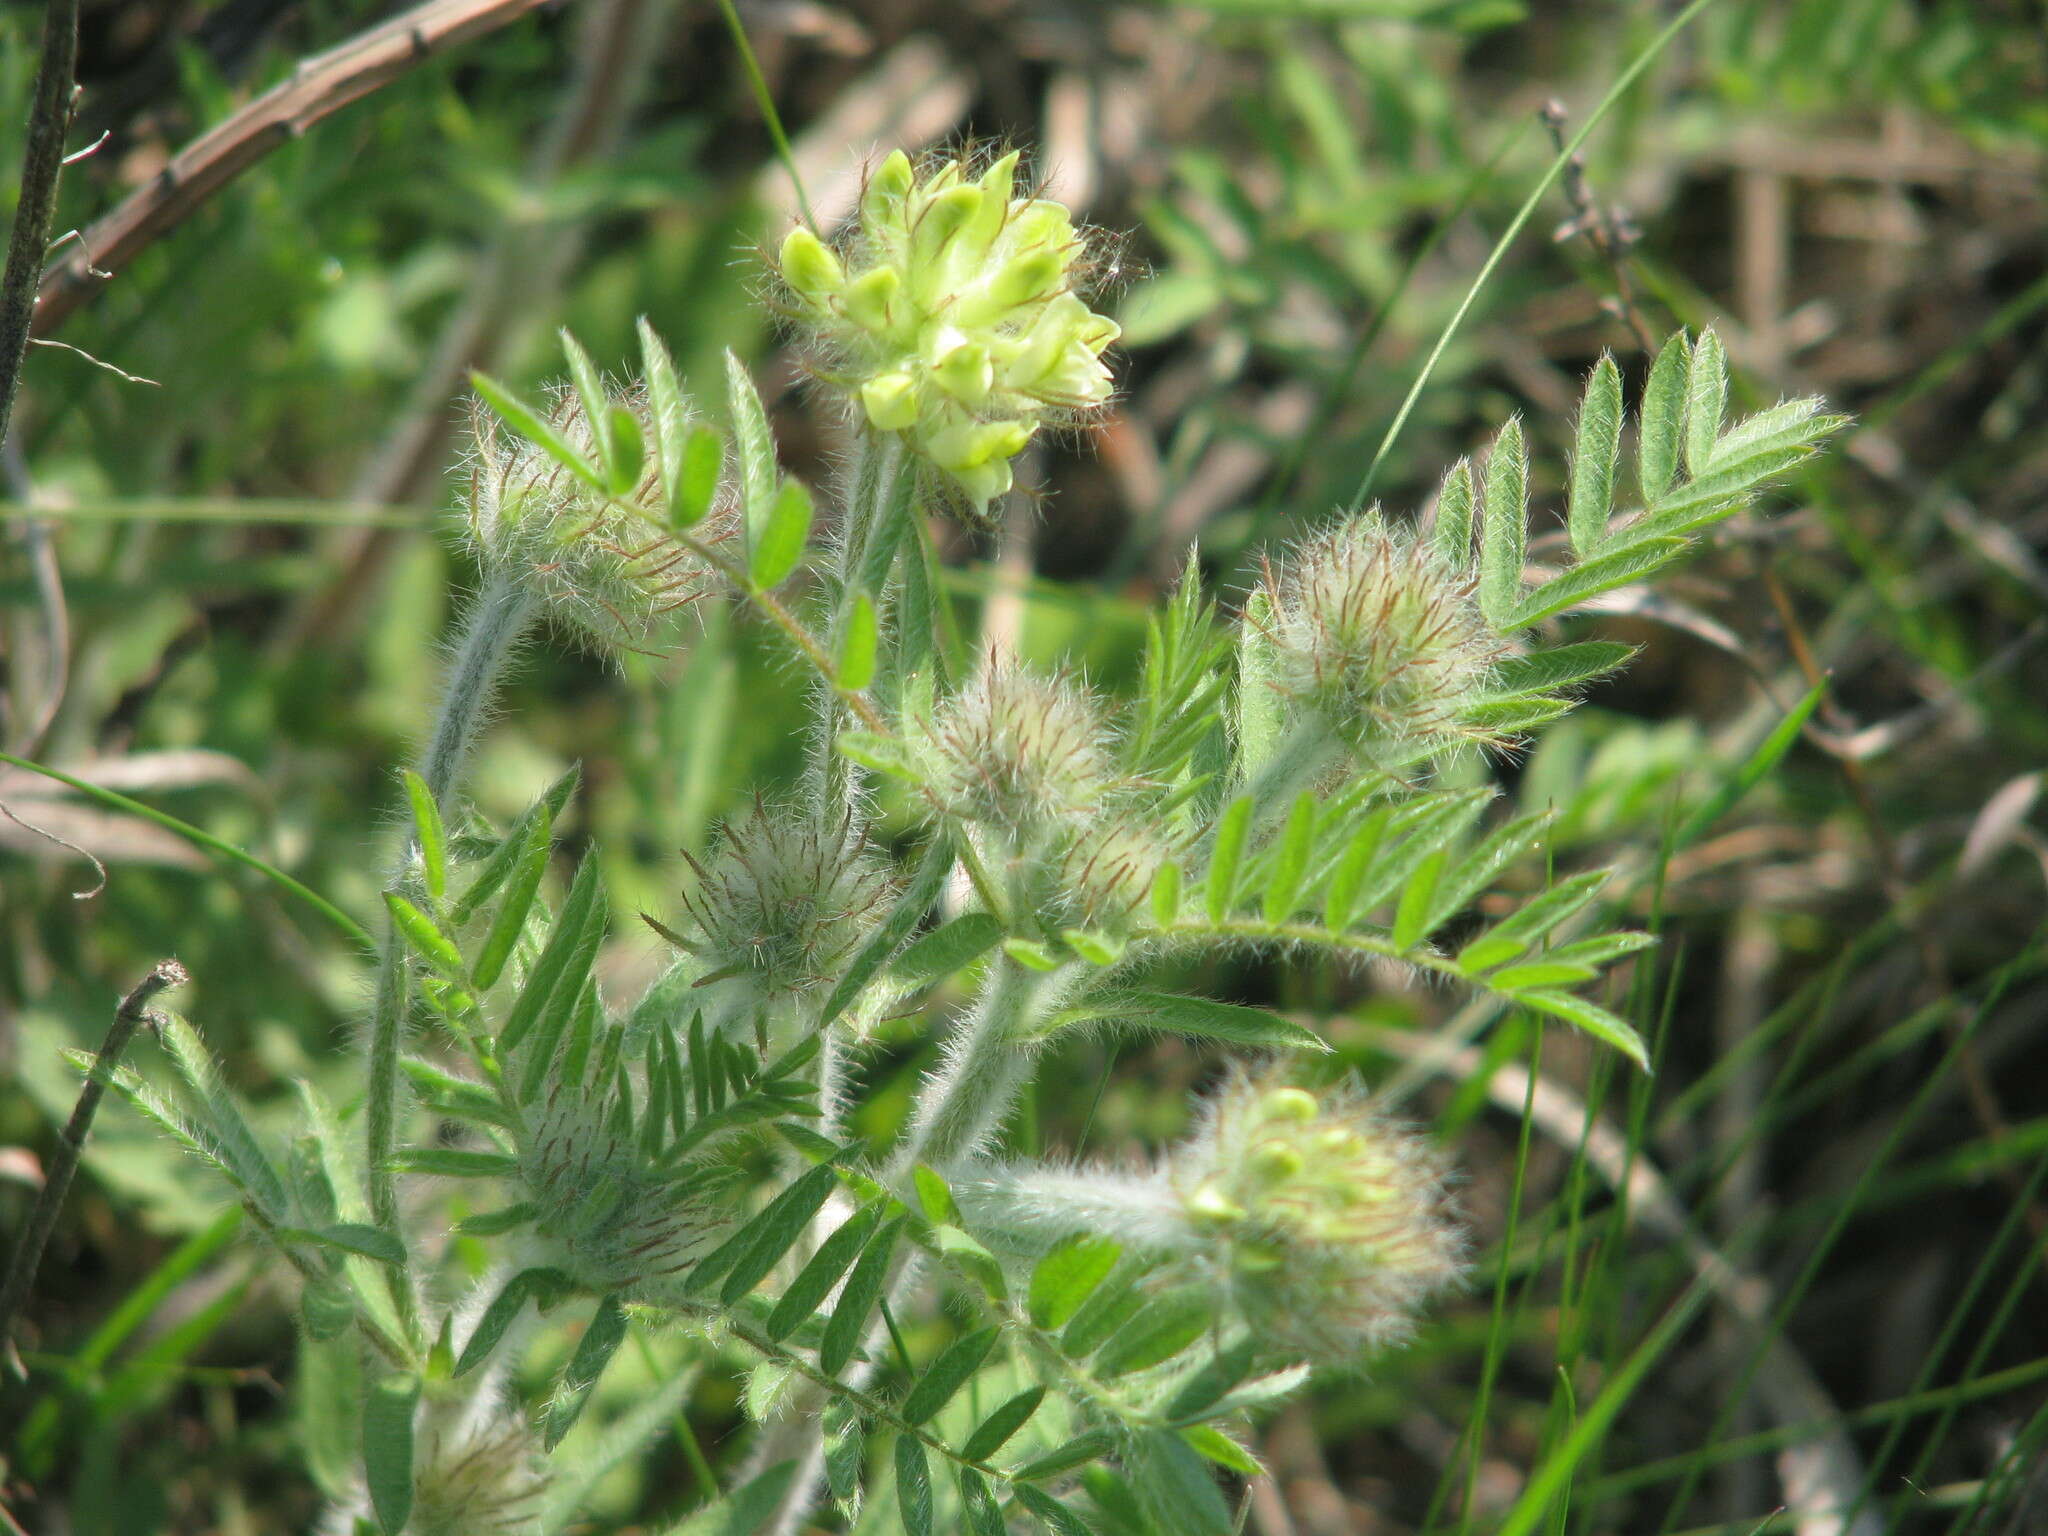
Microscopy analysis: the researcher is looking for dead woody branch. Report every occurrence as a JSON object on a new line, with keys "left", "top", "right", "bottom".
{"left": 30, "top": 0, "right": 554, "bottom": 339}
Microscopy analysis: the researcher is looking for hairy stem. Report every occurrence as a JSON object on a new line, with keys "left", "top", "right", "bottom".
{"left": 418, "top": 566, "right": 540, "bottom": 811}
{"left": 893, "top": 958, "right": 1073, "bottom": 1175}
{"left": 366, "top": 568, "right": 538, "bottom": 1259}
{"left": 0, "top": 960, "right": 184, "bottom": 1371}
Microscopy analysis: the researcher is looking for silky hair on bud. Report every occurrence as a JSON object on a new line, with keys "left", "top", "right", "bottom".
{"left": 1257, "top": 511, "right": 1508, "bottom": 764}
{"left": 462, "top": 382, "right": 733, "bottom": 654}
{"left": 913, "top": 656, "right": 1116, "bottom": 839}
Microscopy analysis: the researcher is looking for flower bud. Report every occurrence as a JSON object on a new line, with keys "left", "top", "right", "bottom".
{"left": 859, "top": 372, "right": 920, "bottom": 432}
{"left": 1165, "top": 1071, "right": 1464, "bottom": 1359}
{"left": 518, "top": 1075, "right": 741, "bottom": 1297}
{"left": 665, "top": 801, "right": 896, "bottom": 1003}
{"left": 1256, "top": 512, "right": 1507, "bottom": 764}
{"left": 779, "top": 226, "right": 844, "bottom": 302}
{"left": 407, "top": 1414, "right": 548, "bottom": 1536}
{"left": 463, "top": 381, "right": 732, "bottom": 653}
{"left": 914, "top": 659, "right": 1114, "bottom": 838}
{"left": 770, "top": 147, "right": 1121, "bottom": 516}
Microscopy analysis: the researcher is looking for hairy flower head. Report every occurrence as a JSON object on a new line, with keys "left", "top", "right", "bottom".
{"left": 666, "top": 801, "right": 897, "bottom": 1002}
{"left": 409, "top": 1415, "right": 549, "bottom": 1536}
{"left": 463, "top": 382, "right": 730, "bottom": 651}
{"left": 774, "top": 147, "right": 1120, "bottom": 514}
{"left": 517, "top": 1064, "right": 742, "bottom": 1297}
{"left": 913, "top": 658, "right": 1115, "bottom": 838}
{"left": 1167, "top": 1072, "right": 1464, "bottom": 1359}
{"left": 1040, "top": 813, "right": 1174, "bottom": 936}
{"left": 1257, "top": 513, "right": 1506, "bottom": 764}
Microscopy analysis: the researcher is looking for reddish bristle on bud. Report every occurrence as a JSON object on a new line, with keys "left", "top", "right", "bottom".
{"left": 665, "top": 801, "right": 897, "bottom": 1002}
{"left": 914, "top": 658, "right": 1115, "bottom": 839}
{"left": 1257, "top": 513, "right": 1507, "bottom": 764}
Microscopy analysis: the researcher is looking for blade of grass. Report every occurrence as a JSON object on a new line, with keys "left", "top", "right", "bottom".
{"left": 0, "top": 751, "right": 371, "bottom": 947}
{"left": 1351, "top": 0, "right": 1728, "bottom": 511}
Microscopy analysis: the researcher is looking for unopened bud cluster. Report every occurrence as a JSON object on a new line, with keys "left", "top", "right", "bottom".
{"left": 912, "top": 658, "right": 1170, "bottom": 939}
{"left": 407, "top": 1415, "right": 548, "bottom": 1536}
{"left": 776, "top": 149, "right": 1120, "bottom": 511}
{"left": 464, "top": 383, "right": 727, "bottom": 650}
{"left": 667, "top": 801, "right": 897, "bottom": 1007}
{"left": 1257, "top": 514, "right": 1506, "bottom": 764}
{"left": 913, "top": 660, "right": 1113, "bottom": 835}
{"left": 517, "top": 1068, "right": 740, "bottom": 1297}
{"left": 1171, "top": 1073, "right": 1463, "bottom": 1357}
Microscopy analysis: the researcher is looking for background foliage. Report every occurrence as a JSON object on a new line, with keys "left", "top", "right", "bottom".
{"left": 2, "top": 0, "right": 2045, "bottom": 1532}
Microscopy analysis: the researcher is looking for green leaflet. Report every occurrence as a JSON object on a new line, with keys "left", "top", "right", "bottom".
{"left": 542, "top": 1293, "right": 629, "bottom": 1449}
{"left": 960, "top": 1386, "right": 1046, "bottom": 1462}
{"left": 820, "top": 1218, "right": 903, "bottom": 1377}
{"left": 363, "top": 1374, "right": 420, "bottom": 1534}
{"left": 1028, "top": 1234, "right": 1121, "bottom": 1331}
{"left": 898, "top": 1327, "right": 998, "bottom": 1425}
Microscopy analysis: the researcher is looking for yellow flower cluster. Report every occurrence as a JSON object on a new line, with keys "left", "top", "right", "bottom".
{"left": 777, "top": 150, "right": 1119, "bottom": 511}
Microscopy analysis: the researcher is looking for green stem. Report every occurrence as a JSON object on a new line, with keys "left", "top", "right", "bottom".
{"left": 366, "top": 567, "right": 539, "bottom": 1279}
{"left": 893, "top": 959, "right": 1073, "bottom": 1175}
{"left": 418, "top": 567, "right": 539, "bottom": 812}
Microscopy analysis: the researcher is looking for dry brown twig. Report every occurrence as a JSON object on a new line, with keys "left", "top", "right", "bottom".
{"left": 30, "top": 0, "right": 553, "bottom": 339}
{"left": 0, "top": 959, "right": 187, "bottom": 1375}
